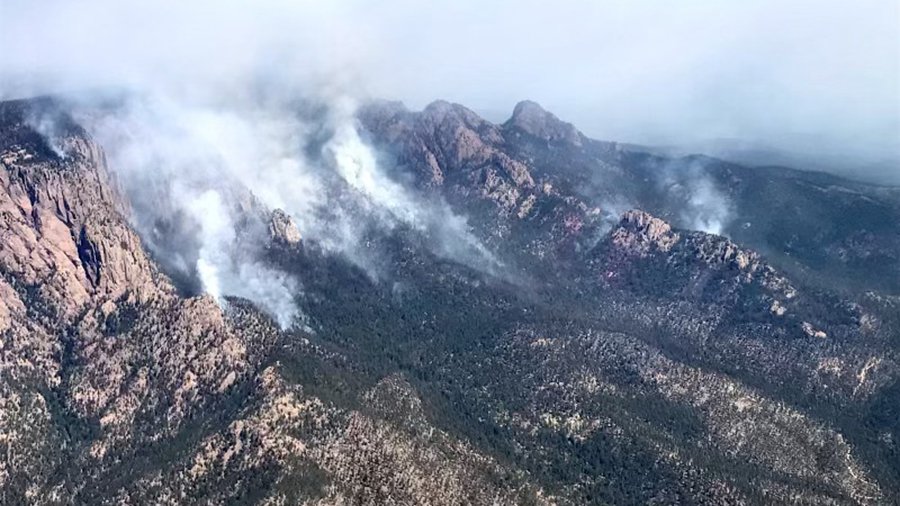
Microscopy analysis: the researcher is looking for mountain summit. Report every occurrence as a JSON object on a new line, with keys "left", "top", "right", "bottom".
{"left": 506, "top": 99, "right": 583, "bottom": 145}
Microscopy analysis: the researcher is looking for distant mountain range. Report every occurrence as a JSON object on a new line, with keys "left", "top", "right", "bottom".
{"left": 1, "top": 96, "right": 898, "bottom": 505}
{"left": 628, "top": 137, "right": 900, "bottom": 186}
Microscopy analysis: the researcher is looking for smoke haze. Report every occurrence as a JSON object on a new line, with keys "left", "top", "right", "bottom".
{"left": 1, "top": 0, "right": 897, "bottom": 325}
{"left": 67, "top": 90, "right": 498, "bottom": 328}
{"left": 2, "top": 0, "right": 897, "bottom": 178}
{"left": 655, "top": 159, "right": 734, "bottom": 236}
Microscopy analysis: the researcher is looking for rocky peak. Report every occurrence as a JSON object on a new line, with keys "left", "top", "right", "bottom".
{"left": 591, "top": 209, "right": 807, "bottom": 323}
{"left": 268, "top": 208, "right": 301, "bottom": 245}
{"left": 421, "top": 100, "right": 488, "bottom": 130}
{"left": 359, "top": 98, "right": 535, "bottom": 205}
{"left": 506, "top": 100, "right": 582, "bottom": 146}
{"left": 608, "top": 209, "right": 680, "bottom": 256}
{"left": 606, "top": 210, "right": 763, "bottom": 273}
{"left": 0, "top": 98, "right": 281, "bottom": 493}
{"left": 1, "top": 95, "right": 895, "bottom": 505}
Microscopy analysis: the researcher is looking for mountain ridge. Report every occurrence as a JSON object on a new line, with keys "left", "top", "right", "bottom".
{"left": 1, "top": 96, "right": 898, "bottom": 505}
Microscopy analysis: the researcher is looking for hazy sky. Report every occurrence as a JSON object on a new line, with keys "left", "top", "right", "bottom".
{"left": 2, "top": 0, "right": 898, "bottom": 166}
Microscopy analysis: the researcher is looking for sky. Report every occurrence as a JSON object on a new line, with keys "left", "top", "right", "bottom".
{"left": 1, "top": 0, "right": 898, "bottom": 175}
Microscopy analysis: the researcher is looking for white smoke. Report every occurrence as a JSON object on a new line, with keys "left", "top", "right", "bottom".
{"left": 25, "top": 107, "right": 68, "bottom": 158}
{"left": 657, "top": 159, "right": 733, "bottom": 235}
{"left": 184, "top": 189, "right": 299, "bottom": 328}
{"left": 78, "top": 94, "right": 309, "bottom": 327}
{"left": 74, "top": 89, "right": 498, "bottom": 328}
{"left": 684, "top": 175, "right": 731, "bottom": 235}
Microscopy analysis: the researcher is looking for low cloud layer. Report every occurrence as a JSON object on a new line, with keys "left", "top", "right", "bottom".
{"left": 2, "top": 0, "right": 896, "bottom": 178}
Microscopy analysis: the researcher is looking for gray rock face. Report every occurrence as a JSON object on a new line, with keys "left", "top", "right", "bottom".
{"left": 358, "top": 100, "right": 605, "bottom": 268}
{"left": 269, "top": 208, "right": 301, "bottom": 245}
{"left": 608, "top": 209, "right": 681, "bottom": 256}
{"left": 0, "top": 100, "right": 282, "bottom": 501}
{"left": 0, "top": 101, "right": 160, "bottom": 323}
{"left": 507, "top": 100, "right": 583, "bottom": 146}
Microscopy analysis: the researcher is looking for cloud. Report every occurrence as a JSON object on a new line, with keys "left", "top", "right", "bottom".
{"left": 2, "top": 0, "right": 896, "bottom": 176}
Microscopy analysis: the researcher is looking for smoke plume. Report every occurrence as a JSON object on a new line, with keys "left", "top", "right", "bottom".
{"left": 69, "top": 89, "right": 498, "bottom": 328}
{"left": 658, "top": 160, "right": 733, "bottom": 235}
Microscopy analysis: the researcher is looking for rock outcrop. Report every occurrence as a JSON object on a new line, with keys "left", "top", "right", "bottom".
{"left": 505, "top": 100, "right": 583, "bottom": 146}
{"left": 0, "top": 98, "right": 552, "bottom": 506}
{"left": 0, "top": 99, "right": 278, "bottom": 502}
{"left": 358, "top": 100, "right": 605, "bottom": 266}
{"left": 607, "top": 209, "right": 680, "bottom": 257}
{"left": 0, "top": 100, "right": 160, "bottom": 321}
{"left": 593, "top": 210, "right": 798, "bottom": 310}
{"left": 268, "top": 208, "right": 301, "bottom": 245}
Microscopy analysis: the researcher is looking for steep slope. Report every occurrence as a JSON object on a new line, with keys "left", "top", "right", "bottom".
{"left": 503, "top": 103, "right": 900, "bottom": 295}
{"left": 261, "top": 213, "right": 898, "bottom": 504}
{"left": 0, "top": 97, "right": 278, "bottom": 501}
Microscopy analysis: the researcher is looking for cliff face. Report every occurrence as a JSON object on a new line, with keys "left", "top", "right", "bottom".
{"left": 0, "top": 100, "right": 158, "bottom": 322}
{"left": 592, "top": 209, "right": 797, "bottom": 306}
{"left": 2, "top": 97, "right": 899, "bottom": 505}
{"left": 0, "top": 99, "right": 265, "bottom": 500}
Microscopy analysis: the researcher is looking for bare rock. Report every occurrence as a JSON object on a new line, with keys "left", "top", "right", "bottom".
{"left": 268, "top": 208, "right": 301, "bottom": 245}
{"left": 610, "top": 209, "right": 681, "bottom": 256}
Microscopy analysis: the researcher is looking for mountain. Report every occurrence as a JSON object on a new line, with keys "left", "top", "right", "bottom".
{"left": 1, "top": 96, "right": 899, "bottom": 505}
{"left": 632, "top": 138, "right": 900, "bottom": 187}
